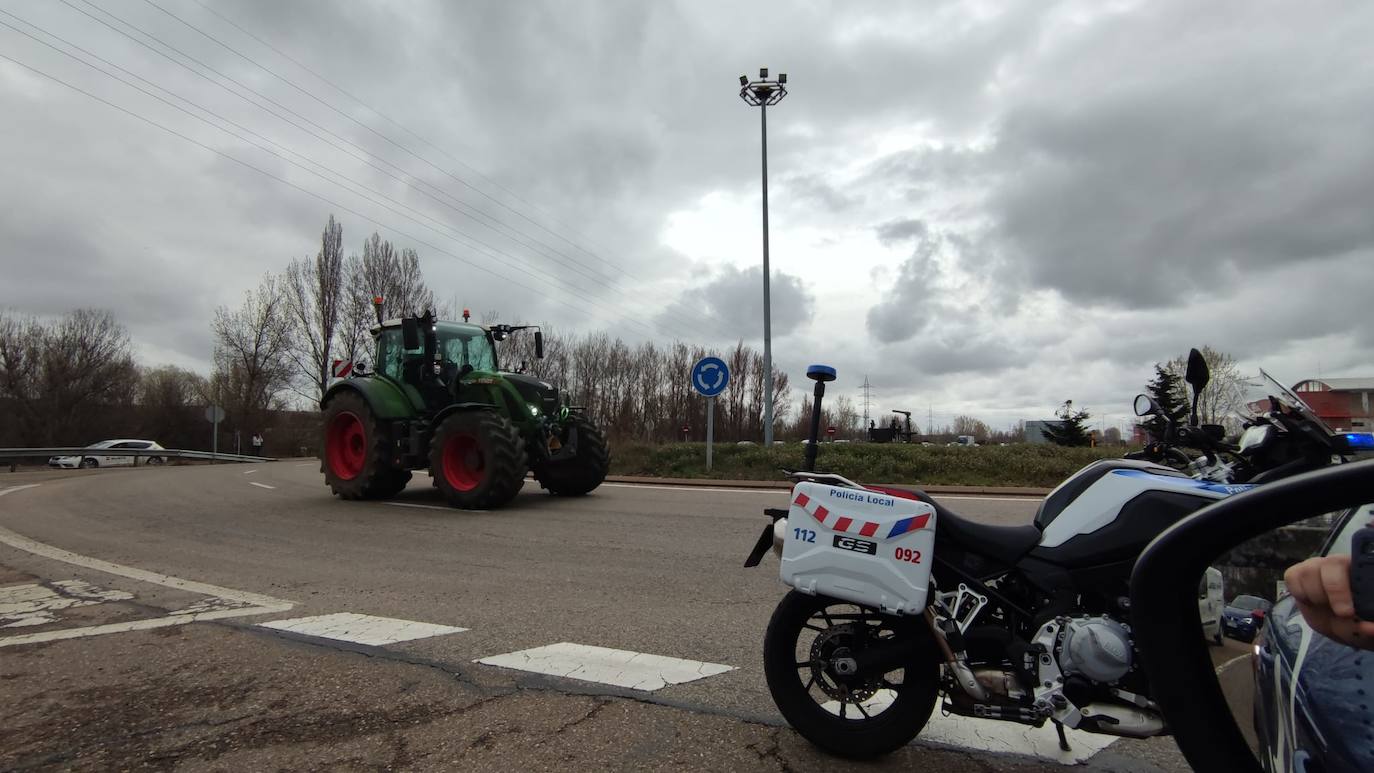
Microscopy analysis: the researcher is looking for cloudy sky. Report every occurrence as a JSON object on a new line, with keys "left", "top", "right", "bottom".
{"left": 2, "top": 0, "right": 1371, "bottom": 432}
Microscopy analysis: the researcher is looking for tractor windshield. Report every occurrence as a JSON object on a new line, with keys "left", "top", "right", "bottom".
{"left": 437, "top": 326, "right": 498, "bottom": 372}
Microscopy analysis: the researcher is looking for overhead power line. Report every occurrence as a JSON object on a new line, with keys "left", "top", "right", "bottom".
{"left": 44, "top": 0, "right": 736, "bottom": 341}
{"left": 0, "top": 13, "right": 673, "bottom": 341}
{"left": 186, "top": 0, "right": 642, "bottom": 271}
{"left": 60, "top": 0, "right": 736, "bottom": 341}
{"left": 61, "top": 0, "right": 616, "bottom": 288}
{"left": 141, "top": 0, "right": 715, "bottom": 334}
{"left": 0, "top": 52, "right": 649, "bottom": 335}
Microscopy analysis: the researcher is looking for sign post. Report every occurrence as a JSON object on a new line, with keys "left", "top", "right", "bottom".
{"left": 691, "top": 356, "right": 730, "bottom": 471}
{"left": 205, "top": 405, "right": 225, "bottom": 463}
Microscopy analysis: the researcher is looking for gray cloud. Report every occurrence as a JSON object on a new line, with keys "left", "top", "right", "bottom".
{"left": 657, "top": 265, "right": 813, "bottom": 340}
{"left": 874, "top": 218, "right": 928, "bottom": 246}
{"left": 1, "top": 0, "right": 1370, "bottom": 426}
{"left": 983, "top": 3, "right": 1374, "bottom": 309}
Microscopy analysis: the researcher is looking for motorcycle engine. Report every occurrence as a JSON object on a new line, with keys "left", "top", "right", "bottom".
{"left": 1056, "top": 616, "right": 1133, "bottom": 684}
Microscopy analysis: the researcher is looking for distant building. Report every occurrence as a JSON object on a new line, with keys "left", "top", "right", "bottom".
{"left": 1024, "top": 420, "right": 1062, "bottom": 445}
{"left": 1292, "top": 378, "right": 1374, "bottom": 431}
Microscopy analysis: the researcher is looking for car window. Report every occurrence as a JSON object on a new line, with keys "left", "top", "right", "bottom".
{"left": 1232, "top": 595, "right": 1267, "bottom": 609}
{"left": 128, "top": 441, "right": 151, "bottom": 449}
{"left": 1324, "top": 504, "right": 1374, "bottom": 557}
{"left": 109, "top": 441, "right": 135, "bottom": 449}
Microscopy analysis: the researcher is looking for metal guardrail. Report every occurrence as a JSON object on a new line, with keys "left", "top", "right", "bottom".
{"left": 0, "top": 447, "right": 277, "bottom": 468}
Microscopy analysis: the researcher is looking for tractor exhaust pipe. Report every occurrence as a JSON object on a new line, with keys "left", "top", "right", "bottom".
{"left": 373, "top": 296, "right": 385, "bottom": 325}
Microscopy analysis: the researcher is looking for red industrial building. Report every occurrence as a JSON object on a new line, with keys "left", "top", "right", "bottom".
{"left": 1292, "top": 378, "right": 1374, "bottom": 432}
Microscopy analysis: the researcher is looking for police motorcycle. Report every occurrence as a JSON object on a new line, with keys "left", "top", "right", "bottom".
{"left": 742, "top": 353, "right": 1367, "bottom": 759}
{"left": 1128, "top": 350, "right": 1366, "bottom": 485}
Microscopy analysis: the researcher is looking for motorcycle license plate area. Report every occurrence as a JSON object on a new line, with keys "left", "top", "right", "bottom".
{"left": 780, "top": 482, "right": 936, "bottom": 615}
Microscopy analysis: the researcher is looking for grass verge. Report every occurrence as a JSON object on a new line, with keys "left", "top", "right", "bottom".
{"left": 608, "top": 442, "right": 1127, "bottom": 488}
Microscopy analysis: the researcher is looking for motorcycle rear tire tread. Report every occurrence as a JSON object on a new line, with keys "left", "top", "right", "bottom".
{"left": 762, "top": 590, "right": 941, "bottom": 759}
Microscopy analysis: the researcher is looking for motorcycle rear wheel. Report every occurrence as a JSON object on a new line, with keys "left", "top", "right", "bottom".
{"left": 763, "top": 590, "right": 941, "bottom": 759}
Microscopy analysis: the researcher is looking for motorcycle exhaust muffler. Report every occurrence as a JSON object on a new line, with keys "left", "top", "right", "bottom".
{"left": 1078, "top": 704, "right": 1166, "bottom": 738}
{"left": 926, "top": 609, "right": 989, "bottom": 701}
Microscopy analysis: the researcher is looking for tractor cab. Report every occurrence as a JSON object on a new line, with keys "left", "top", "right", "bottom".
{"left": 373, "top": 318, "right": 500, "bottom": 412}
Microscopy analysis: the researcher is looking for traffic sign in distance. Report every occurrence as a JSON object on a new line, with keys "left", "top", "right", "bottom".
{"left": 827, "top": 426, "right": 837, "bottom": 436}
{"left": 205, "top": 405, "right": 226, "bottom": 423}
{"left": 691, "top": 356, "right": 730, "bottom": 397}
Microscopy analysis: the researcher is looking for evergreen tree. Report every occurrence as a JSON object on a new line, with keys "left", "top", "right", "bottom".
{"left": 1142, "top": 363, "right": 1188, "bottom": 440}
{"left": 1042, "top": 400, "right": 1093, "bottom": 446}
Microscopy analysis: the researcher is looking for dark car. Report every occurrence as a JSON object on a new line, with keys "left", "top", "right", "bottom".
{"left": 1252, "top": 504, "right": 1374, "bottom": 772}
{"left": 1221, "top": 593, "right": 1273, "bottom": 643}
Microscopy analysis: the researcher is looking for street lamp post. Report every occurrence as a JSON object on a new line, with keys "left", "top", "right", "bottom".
{"left": 739, "top": 68, "right": 787, "bottom": 446}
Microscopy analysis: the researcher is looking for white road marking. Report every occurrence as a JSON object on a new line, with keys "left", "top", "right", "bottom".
{"left": 600, "top": 482, "right": 1040, "bottom": 502}
{"left": 0, "top": 581, "right": 133, "bottom": 628}
{"left": 477, "top": 642, "right": 734, "bottom": 691}
{"left": 243, "top": 469, "right": 258, "bottom": 475}
{"left": 297, "top": 462, "right": 316, "bottom": 467}
{"left": 249, "top": 482, "right": 276, "bottom": 490}
{"left": 259, "top": 612, "right": 466, "bottom": 646}
{"left": 0, "top": 606, "right": 289, "bottom": 647}
{"left": 383, "top": 501, "right": 488, "bottom": 513}
{"left": 0, "top": 484, "right": 293, "bottom": 647}
{"left": 1216, "top": 651, "right": 1251, "bottom": 675}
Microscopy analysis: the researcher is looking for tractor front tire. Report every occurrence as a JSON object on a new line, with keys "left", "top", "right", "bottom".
{"left": 429, "top": 411, "right": 526, "bottom": 510}
{"left": 535, "top": 414, "right": 609, "bottom": 496}
{"left": 322, "top": 391, "right": 404, "bottom": 500}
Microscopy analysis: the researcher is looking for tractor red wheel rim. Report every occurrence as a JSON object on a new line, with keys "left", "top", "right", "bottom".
{"left": 442, "top": 433, "right": 485, "bottom": 492}
{"left": 326, "top": 411, "right": 367, "bottom": 481}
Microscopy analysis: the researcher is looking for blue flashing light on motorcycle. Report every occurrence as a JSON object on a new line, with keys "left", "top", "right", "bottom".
{"left": 1344, "top": 433, "right": 1374, "bottom": 451}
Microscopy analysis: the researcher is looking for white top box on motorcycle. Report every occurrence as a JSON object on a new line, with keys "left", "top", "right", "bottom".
{"left": 781, "top": 482, "right": 937, "bottom": 615}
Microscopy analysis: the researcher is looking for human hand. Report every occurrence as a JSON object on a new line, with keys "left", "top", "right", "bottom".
{"left": 1284, "top": 555, "right": 1374, "bottom": 651}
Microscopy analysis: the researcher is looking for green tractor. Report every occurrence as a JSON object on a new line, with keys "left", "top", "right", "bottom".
{"left": 319, "top": 301, "right": 609, "bottom": 509}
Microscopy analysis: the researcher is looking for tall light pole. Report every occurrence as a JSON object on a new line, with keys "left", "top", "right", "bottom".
{"left": 739, "top": 68, "right": 787, "bottom": 445}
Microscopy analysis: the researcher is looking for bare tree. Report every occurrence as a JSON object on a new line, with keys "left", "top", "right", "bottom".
{"left": 283, "top": 215, "right": 346, "bottom": 402}
{"left": 137, "top": 365, "right": 209, "bottom": 449}
{"left": 212, "top": 275, "right": 292, "bottom": 436}
{"left": 832, "top": 395, "right": 860, "bottom": 438}
{"left": 1166, "top": 346, "right": 1247, "bottom": 425}
{"left": 0, "top": 309, "right": 137, "bottom": 445}
{"left": 339, "top": 234, "right": 435, "bottom": 365}
{"left": 952, "top": 415, "right": 991, "bottom": 442}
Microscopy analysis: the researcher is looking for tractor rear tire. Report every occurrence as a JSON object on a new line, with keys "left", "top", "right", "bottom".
{"left": 322, "top": 391, "right": 404, "bottom": 500}
{"left": 535, "top": 414, "right": 609, "bottom": 496}
{"left": 429, "top": 411, "right": 526, "bottom": 510}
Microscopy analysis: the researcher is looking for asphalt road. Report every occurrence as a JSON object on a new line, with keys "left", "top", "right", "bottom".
{"left": 0, "top": 463, "right": 1206, "bottom": 771}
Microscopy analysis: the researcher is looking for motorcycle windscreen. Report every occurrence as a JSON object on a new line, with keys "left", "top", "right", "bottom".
{"left": 780, "top": 481, "right": 937, "bottom": 615}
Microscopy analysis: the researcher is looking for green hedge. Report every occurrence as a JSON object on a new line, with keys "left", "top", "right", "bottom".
{"left": 608, "top": 442, "right": 1127, "bottom": 488}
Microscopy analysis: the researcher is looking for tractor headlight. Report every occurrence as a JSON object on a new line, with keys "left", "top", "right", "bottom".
{"left": 528, "top": 404, "right": 540, "bottom": 416}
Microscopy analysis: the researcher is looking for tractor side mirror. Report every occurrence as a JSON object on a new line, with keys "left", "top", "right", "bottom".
{"left": 401, "top": 319, "right": 421, "bottom": 350}
{"left": 535, "top": 330, "right": 545, "bottom": 360}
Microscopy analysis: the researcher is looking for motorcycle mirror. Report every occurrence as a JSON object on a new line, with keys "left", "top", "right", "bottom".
{"left": 1130, "top": 458, "right": 1374, "bottom": 773}
{"left": 1134, "top": 393, "right": 1162, "bottom": 417}
{"left": 401, "top": 318, "right": 421, "bottom": 350}
{"left": 535, "top": 330, "right": 544, "bottom": 360}
{"left": 1185, "top": 348, "right": 1209, "bottom": 427}
{"left": 1186, "top": 348, "right": 1210, "bottom": 392}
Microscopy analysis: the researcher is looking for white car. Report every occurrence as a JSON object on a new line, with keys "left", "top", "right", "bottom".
{"left": 1198, "top": 566, "right": 1225, "bottom": 645}
{"left": 48, "top": 439, "right": 166, "bottom": 469}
